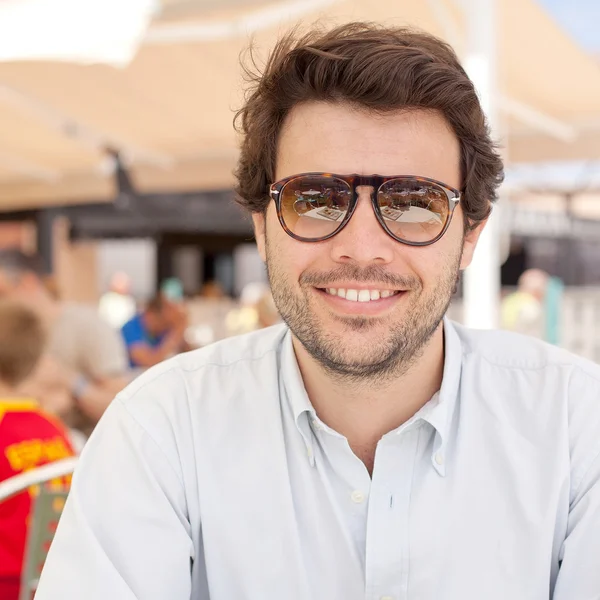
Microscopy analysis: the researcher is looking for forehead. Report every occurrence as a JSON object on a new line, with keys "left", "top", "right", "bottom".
{"left": 276, "top": 102, "right": 461, "bottom": 188}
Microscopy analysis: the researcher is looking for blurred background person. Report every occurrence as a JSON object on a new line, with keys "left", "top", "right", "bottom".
{"left": 0, "top": 249, "right": 131, "bottom": 438}
{"left": 41, "top": 274, "right": 61, "bottom": 301}
{"left": 501, "top": 268, "right": 550, "bottom": 339}
{"left": 98, "top": 271, "right": 136, "bottom": 330}
{"left": 121, "top": 294, "right": 190, "bottom": 369}
{"left": 225, "top": 282, "right": 274, "bottom": 335}
{"left": 0, "top": 300, "right": 75, "bottom": 600}
{"left": 161, "top": 277, "right": 184, "bottom": 303}
{"left": 197, "top": 279, "right": 227, "bottom": 300}
{"left": 255, "top": 288, "right": 281, "bottom": 329}
{"left": 184, "top": 280, "right": 235, "bottom": 348}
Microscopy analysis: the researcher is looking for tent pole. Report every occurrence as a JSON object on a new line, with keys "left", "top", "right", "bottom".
{"left": 461, "top": 0, "right": 501, "bottom": 329}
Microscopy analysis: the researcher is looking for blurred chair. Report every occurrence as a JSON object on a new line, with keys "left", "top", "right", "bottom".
{"left": 0, "top": 457, "right": 77, "bottom": 600}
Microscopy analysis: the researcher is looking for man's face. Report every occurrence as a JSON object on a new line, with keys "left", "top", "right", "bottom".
{"left": 145, "top": 308, "right": 171, "bottom": 337}
{"left": 253, "top": 102, "right": 485, "bottom": 380}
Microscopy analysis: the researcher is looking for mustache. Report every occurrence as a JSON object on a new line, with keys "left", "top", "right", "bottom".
{"left": 299, "top": 266, "right": 420, "bottom": 290}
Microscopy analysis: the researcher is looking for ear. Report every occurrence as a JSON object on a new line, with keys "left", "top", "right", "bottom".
{"left": 460, "top": 219, "right": 488, "bottom": 270}
{"left": 252, "top": 212, "right": 267, "bottom": 262}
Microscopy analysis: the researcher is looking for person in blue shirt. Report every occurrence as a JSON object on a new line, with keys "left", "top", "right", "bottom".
{"left": 121, "top": 294, "right": 188, "bottom": 369}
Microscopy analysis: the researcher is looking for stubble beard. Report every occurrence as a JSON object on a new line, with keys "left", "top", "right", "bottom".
{"left": 265, "top": 229, "right": 462, "bottom": 385}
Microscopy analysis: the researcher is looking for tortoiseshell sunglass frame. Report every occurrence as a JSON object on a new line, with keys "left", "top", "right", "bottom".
{"left": 268, "top": 172, "right": 462, "bottom": 247}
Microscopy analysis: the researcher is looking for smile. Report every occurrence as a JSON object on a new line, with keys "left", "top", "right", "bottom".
{"left": 323, "top": 288, "right": 401, "bottom": 302}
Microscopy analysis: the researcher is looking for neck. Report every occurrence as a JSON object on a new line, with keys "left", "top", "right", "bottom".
{"left": 0, "top": 382, "right": 28, "bottom": 399}
{"left": 293, "top": 323, "right": 445, "bottom": 470}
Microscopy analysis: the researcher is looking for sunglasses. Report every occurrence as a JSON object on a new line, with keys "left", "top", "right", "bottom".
{"left": 269, "top": 172, "right": 461, "bottom": 246}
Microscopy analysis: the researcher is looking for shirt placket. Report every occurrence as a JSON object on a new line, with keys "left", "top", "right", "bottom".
{"left": 364, "top": 423, "right": 425, "bottom": 600}
{"left": 309, "top": 416, "right": 373, "bottom": 566}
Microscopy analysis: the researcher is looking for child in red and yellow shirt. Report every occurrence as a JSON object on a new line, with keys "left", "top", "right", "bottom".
{"left": 0, "top": 300, "right": 74, "bottom": 600}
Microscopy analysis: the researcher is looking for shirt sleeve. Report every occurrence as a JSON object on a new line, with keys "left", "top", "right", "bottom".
{"left": 552, "top": 451, "right": 600, "bottom": 598}
{"left": 121, "top": 316, "right": 147, "bottom": 348}
{"left": 35, "top": 397, "right": 195, "bottom": 600}
{"left": 552, "top": 368, "right": 600, "bottom": 598}
{"left": 79, "top": 312, "right": 129, "bottom": 379}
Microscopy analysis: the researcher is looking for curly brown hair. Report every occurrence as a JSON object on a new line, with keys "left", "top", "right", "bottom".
{"left": 234, "top": 22, "right": 504, "bottom": 229}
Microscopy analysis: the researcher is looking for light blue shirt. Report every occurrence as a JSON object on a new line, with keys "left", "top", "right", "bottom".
{"left": 121, "top": 313, "right": 166, "bottom": 369}
{"left": 36, "top": 320, "right": 600, "bottom": 599}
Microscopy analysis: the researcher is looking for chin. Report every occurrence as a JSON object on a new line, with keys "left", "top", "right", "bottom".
{"left": 315, "top": 344, "right": 404, "bottom": 380}
{"left": 331, "top": 313, "right": 389, "bottom": 330}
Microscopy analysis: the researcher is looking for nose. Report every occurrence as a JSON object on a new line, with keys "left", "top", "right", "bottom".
{"left": 328, "top": 185, "right": 395, "bottom": 266}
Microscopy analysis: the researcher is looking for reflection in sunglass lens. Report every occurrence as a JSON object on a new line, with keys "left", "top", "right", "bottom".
{"left": 377, "top": 179, "right": 449, "bottom": 243}
{"left": 280, "top": 175, "right": 352, "bottom": 240}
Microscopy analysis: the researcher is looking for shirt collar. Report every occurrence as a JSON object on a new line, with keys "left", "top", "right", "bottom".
{"left": 421, "top": 317, "right": 463, "bottom": 476}
{"left": 280, "top": 330, "right": 317, "bottom": 465}
{"left": 279, "top": 317, "right": 463, "bottom": 474}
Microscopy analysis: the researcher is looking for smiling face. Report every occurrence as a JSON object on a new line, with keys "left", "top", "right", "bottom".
{"left": 253, "top": 102, "right": 485, "bottom": 380}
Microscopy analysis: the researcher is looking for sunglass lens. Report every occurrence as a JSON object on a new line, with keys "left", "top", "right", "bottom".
{"left": 280, "top": 175, "right": 351, "bottom": 240}
{"left": 377, "top": 179, "right": 449, "bottom": 243}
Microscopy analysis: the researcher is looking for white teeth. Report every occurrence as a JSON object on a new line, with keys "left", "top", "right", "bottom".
{"left": 324, "top": 288, "right": 398, "bottom": 302}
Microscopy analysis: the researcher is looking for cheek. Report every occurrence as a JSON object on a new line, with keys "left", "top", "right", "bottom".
{"left": 266, "top": 214, "right": 319, "bottom": 275}
{"left": 278, "top": 244, "right": 321, "bottom": 282}
{"left": 406, "top": 250, "right": 440, "bottom": 285}
{"left": 402, "top": 242, "right": 461, "bottom": 290}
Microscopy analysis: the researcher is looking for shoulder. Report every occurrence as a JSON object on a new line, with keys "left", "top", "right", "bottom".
{"left": 453, "top": 321, "right": 600, "bottom": 412}
{"left": 452, "top": 322, "right": 600, "bottom": 490}
{"left": 0, "top": 400, "right": 71, "bottom": 441}
{"left": 118, "top": 323, "right": 289, "bottom": 414}
{"left": 59, "top": 303, "right": 117, "bottom": 334}
{"left": 121, "top": 314, "right": 142, "bottom": 334}
{"left": 453, "top": 321, "right": 600, "bottom": 382}
{"left": 177, "top": 322, "right": 289, "bottom": 372}
{"left": 107, "top": 325, "right": 289, "bottom": 466}
{"left": 60, "top": 302, "right": 102, "bottom": 322}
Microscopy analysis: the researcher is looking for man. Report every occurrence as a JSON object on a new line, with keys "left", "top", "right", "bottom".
{"left": 121, "top": 294, "right": 189, "bottom": 369}
{"left": 37, "top": 24, "right": 600, "bottom": 599}
{"left": 0, "top": 249, "right": 130, "bottom": 436}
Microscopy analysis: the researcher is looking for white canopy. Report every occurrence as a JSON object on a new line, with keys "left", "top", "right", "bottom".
{"left": 0, "top": 0, "right": 599, "bottom": 210}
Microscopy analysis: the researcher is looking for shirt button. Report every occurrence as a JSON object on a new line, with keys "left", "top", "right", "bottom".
{"left": 435, "top": 451, "right": 444, "bottom": 465}
{"left": 350, "top": 490, "right": 365, "bottom": 503}
{"left": 312, "top": 419, "right": 323, "bottom": 431}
